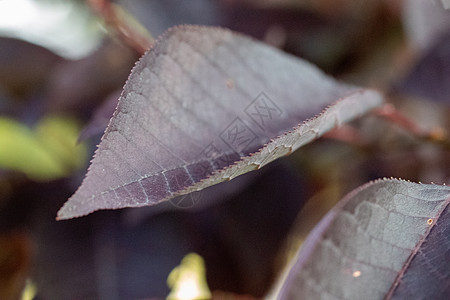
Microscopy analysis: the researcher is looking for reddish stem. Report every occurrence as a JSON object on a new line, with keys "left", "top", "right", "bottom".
{"left": 374, "top": 103, "right": 423, "bottom": 136}
{"left": 374, "top": 103, "right": 450, "bottom": 148}
{"left": 87, "top": 0, "right": 153, "bottom": 55}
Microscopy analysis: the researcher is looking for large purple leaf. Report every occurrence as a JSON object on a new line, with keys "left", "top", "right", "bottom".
{"left": 277, "top": 179, "right": 450, "bottom": 299}
{"left": 57, "top": 25, "right": 382, "bottom": 220}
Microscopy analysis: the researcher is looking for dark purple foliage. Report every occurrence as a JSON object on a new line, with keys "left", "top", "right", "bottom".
{"left": 58, "top": 25, "right": 382, "bottom": 220}
{"left": 278, "top": 179, "right": 450, "bottom": 299}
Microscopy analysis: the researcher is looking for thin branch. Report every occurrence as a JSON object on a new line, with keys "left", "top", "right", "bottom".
{"left": 87, "top": 0, "right": 154, "bottom": 55}
{"left": 374, "top": 103, "right": 450, "bottom": 149}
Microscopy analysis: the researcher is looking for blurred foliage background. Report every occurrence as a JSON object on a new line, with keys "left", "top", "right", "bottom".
{"left": 0, "top": 0, "right": 450, "bottom": 299}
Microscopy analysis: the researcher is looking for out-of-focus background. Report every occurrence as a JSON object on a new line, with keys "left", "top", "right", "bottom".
{"left": 1, "top": 0, "right": 450, "bottom": 299}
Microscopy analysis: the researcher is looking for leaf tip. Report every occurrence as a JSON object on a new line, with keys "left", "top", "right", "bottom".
{"left": 56, "top": 201, "right": 78, "bottom": 221}
{"left": 56, "top": 197, "right": 94, "bottom": 221}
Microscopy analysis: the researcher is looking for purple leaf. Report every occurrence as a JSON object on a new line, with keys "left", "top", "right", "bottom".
{"left": 403, "top": 0, "right": 450, "bottom": 52}
{"left": 277, "top": 179, "right": 450, "bottom": 299}
{"left": 399, "top": 30, "right": 450, "bottom": 105}
{"left": 57, "top": 25, "right": 382, "bottom": 220}
{"left": 389, "top": 191, "right": 450, "bottom": 299}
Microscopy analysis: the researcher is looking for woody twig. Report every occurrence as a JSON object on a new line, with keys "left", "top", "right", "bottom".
{"left": 374, "top": 103, "right": 450, "bottom": 149}
{"left": 87, "top": 0, "right": 154, "bottom": 55}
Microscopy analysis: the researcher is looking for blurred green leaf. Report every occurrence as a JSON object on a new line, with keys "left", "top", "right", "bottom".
{"left": 167, "top": 253, "right": 211, "bottom": 300}
{"left": 0, "top": 115, "right": 87, "bottom": 181}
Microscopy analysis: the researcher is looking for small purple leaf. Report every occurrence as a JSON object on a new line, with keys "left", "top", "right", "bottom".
{"left": 399, "top": 30, "right": 450, "bottom": 105}
{"left": 277, "top": 179, "right": 450, "bottom": 299}
{"left": 58, "top": 25, "right": 383, "bottom": 220}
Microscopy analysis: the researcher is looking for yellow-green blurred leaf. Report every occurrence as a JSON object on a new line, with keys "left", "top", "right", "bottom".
{"left": 20, "top": 280, "right": 37, "bottom": 300}
{"left": 35, "top": 116, "right": 87, "bottom": 171}
{"left": 167, "top": 253, "right": 211, "bottom": 300}
{"left": 0, "top": 115, "right": 87, "bottom": 181}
